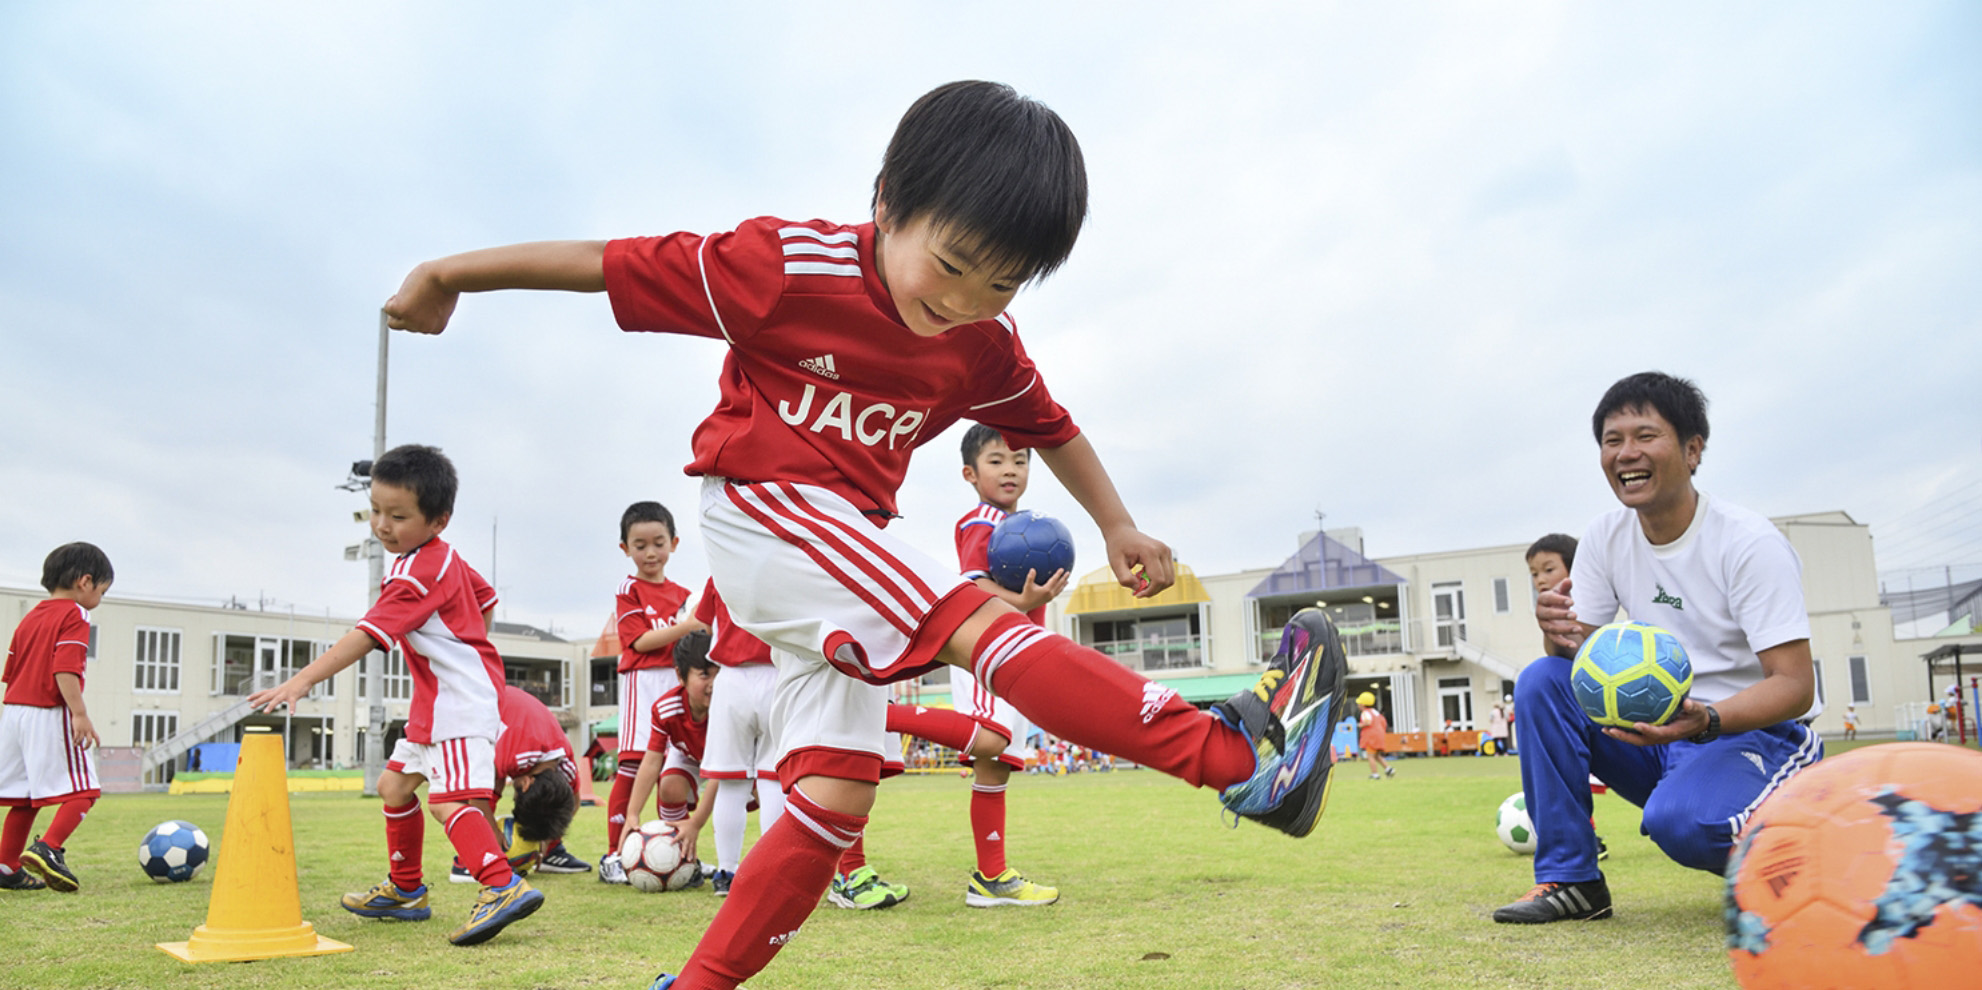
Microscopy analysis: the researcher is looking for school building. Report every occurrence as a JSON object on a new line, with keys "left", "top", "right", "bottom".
{"left": 6, "top": 507, "right": 1974, "bottom": 787}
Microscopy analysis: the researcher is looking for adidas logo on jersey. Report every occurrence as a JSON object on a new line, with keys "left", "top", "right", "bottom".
{"left": 1140, "top": 683, "right": 1178, "bottom": 724}
{"left": 798, "top": 354, "right": 841, "bottom": 380}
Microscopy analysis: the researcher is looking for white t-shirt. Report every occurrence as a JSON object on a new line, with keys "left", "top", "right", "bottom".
{"left": 1572, "top": 493, "right": 1814, "bottom": 712}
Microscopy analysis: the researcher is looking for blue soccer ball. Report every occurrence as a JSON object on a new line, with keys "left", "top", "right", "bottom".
{"left": 1571, "top": 621, "right": 1693, "bottom": 728}
{"left": 138, "top": 820, "right": 210, "bottom": 883}
{"left": 986, "top": 511, "right": 1075, "bottom": 592}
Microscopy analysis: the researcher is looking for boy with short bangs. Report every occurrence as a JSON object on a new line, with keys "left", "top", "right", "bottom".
{"left": 605, "top": 500, "right": 706, "bottom": 883}
{"left": 249, "top": 444, "right": 543, "bottom": 946}
{"left": 1525, "top": 534, "right": 1578, "bottom": 659}
{"left": 624, "top": 629, "right": 718, "bottom": 874}
{"left": 384, "top": 80, "right": 1345, "bottom": 990}
{"left": 0, "top": 542, "right": 114, "bottom": 892}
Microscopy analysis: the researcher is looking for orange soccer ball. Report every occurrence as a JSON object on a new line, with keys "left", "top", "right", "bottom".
{"left": 1724, "top": 743, "right": 1982, "bottom": 989}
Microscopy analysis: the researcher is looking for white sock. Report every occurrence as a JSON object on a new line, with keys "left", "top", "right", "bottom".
{"left": 712, "top": 778, "right": 752, "bottom": 873}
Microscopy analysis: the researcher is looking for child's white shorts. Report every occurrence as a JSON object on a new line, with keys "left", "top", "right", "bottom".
{"left": 618, "top": 667, "right": 681, "bottom": 756}
{"left": 700, "top": 661, "right": 779, "bottom": 783}
{"left": 949, "top": 666, "right": 1033, "bottom": 769}
{"left": 386, "top": 735, "right": 496, "bottom": 804}
{"left": 0, "top": 705, "right": 98, "bottom": 806}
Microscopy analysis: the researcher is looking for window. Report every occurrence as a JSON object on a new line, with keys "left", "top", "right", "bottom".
{"left": 1811, "top": 659, "right": 1826, "bottom": 709}
{"left": 1432, "top": 582, "right": 1467, "bottom": 647}
{"left": 1848, "top": 655, "right": 1870, "bottom": 704}
{"left": 1083, "top": 613, "right": 1203, "bottom": 672}
{"left": 133, "top": 628, "right": 182, "bottom": 693}
{"left": 87, "top": 624, "right": 98, "bottom": 659}
{"left": 214, "top": 634, "right": 333, "bottom": 699}
{"left": 357, "top": 649, "right": 413, "bottom": 702}
{"left": 1492, "top": 577, "right": 1511, "bottom": 615}
{"left": 131, "top": 711, "right": 179, "bottom": 748}
{"left": 1437, "top": 676, "right": 1474, "bottom": 729}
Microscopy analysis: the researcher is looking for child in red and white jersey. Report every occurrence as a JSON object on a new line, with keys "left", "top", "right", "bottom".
{"left": 692, "top": 582, "right": 783, "bottom": 896}
{"left": 603, "top": 500, "right": 706, "bottom": 881}
{"left": 250, "top": 444, "right": 542, "bottom": 946}
{"left": 494, "top": 685, "right": 587, "bottom": 873}
{"left": 625, "top": 630, "right": 717, "bottom": 871}
{"left": 0, "top": 543, "right": 114, "bottom": 893}
{"left": 384, "top": 81, "right": 1345, "bottom": 989}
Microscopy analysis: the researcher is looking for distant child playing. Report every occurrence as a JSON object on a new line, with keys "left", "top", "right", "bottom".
{"left": 624, "top": 628, "right": 718, "bottom": 873}
{"left": 604, "top": 500, "right": 707, "bottom": 882}
{"left": 0, "top": 542, "right": 114, "bottom": 892}
{"left": 249, "top": 444, "right": 543, "bottom": 946}
{"left": 382, "top": 80, "right": 1346, "bottom": 990}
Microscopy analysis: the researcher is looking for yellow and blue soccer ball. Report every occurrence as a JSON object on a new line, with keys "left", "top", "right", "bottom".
{"left": 1571, "top": 621, "right": 1693, "bottom": 729}
{"left": 138, "top": 820, "right": 210, "bottom": 883}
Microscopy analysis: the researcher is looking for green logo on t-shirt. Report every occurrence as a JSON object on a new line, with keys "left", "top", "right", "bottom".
{"left": 1652, "top": 583, "right": 1684, "bottom": 611}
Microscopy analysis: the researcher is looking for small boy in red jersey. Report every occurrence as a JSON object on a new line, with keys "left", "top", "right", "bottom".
{"left": 624, "top": 629, "right": 717, "bottom": 873}
{"left": 603, "top": 501, "right": 706, "bottom": 882}
{"left": 250, "top": 445, "right": 542, "bottom": 946}
{"left": 0, "top": 542, "right": 113, "bottom": 892}
{"left": 384, "top": 81, "right": 1346, "bottom": 989}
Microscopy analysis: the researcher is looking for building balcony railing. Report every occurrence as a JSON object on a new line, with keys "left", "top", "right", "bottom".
{"left": 1094, "top": 635, "right": 1206, "bottom": 672}
{"left": 1258, "top": 618, "right": 1404, "bottom": 663}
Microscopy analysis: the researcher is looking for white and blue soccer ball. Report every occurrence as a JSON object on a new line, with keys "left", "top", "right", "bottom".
{"left": 1571, "top": 621, "right": 1693, "bottom": 729}
{"left": 1495, "top": 792, "right": 1536, "bottom": 855}
{"left": 138, "top": 820, "right": 210, "bottom": 883}
{"left": 986, "top": 510, "right": 1076, "bottom": 592}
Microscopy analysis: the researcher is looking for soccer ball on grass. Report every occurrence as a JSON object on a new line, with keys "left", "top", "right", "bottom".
{"left": 1495, "top": 792, "right": 1536, "bottom": 855}
{"left": 138, "top": 820, "right": 210, "bottom": 883}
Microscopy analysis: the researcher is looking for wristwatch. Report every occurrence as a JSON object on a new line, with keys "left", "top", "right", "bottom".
{"left": 1688, "top": 705, "right": 1722, "bottom": 744}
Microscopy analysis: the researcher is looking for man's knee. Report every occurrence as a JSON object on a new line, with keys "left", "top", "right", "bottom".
{"left": 1641, "top": 802, "right": 1732, "bottom": 874}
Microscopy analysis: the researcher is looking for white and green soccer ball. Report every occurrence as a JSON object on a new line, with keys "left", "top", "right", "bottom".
{"left": 1495, "top": 792, "right": 1536, "bottom": 855}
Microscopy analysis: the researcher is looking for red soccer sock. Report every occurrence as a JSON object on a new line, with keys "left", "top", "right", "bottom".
{"left": 0, "top": 807, "right": 36, "bottom": 870}
{"left": 884, "top": 703, "right": 982, "bottom": 751}
{"left": 40, "top": 797, "right": 94, "bottom": 849}
{"left": 445, "top": 806, "right": 515, "bottom": 888}
{"left": 660, "top": 801, "right": 690, "bottom": 824}
{"left": 836, "top": 833, "right": 867, "bottom": 877}
{"left": 383, "top": 800, "right": 425, "bottom": 891}
{"left": 606, "top": 759, "right": 639, "bottom": 851}
{"left": 974, "top": 613, "right": 1254, "bottom": 791}
{"left": 970, "top": 782, "right": 1007, "bottom": 877}
{"left": 674, "top": 787, "right": 865, "bottom": 990}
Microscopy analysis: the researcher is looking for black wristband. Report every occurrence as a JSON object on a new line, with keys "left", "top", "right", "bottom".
{"left": 1687, "top": 705, "right": 1721, "bottom": 744}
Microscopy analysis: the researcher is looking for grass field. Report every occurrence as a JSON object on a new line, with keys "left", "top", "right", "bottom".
{"left": 9, "top": 743, "right": 1926, "bottom": 990}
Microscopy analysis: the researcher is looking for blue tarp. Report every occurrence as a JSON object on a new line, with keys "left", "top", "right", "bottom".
{"left": 188, "top": 743, "right": 240, "bottom": 772}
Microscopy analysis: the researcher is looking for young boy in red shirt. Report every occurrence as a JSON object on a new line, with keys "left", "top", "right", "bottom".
{"left": 250, "top": 444, "right": 542, "bottom": 946}
{"left": 0, "top": 542, "right": 114, "bottom": 892}
{"left": 384, "top": 81, "right": 1347, "bottom": 989}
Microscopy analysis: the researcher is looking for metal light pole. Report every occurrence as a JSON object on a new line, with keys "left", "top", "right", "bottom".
{"left": 362, "top": 311, "right": 390, "bottom": 796}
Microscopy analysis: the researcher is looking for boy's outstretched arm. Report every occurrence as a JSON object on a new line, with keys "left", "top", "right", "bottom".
{"left": 1036, "top": 433, "right": 1173, "bottom": 597}
{"left": 384, "top": 241, "right": 608, "bottom": 335}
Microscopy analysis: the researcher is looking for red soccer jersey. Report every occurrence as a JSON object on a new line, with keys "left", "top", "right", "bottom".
{"left": 955, "top": 502, "right": 1046, "bottom": 625}
{"left": 603, "top": 217, "right": 1083, "bottom": 518}
{"left": 494, "top": 685, "right": 576, "bottom": 790}
{"left": 647, "top": 685, "right": 709, "bottom": 763}
{"left": 615, "top": 576, "right": 692, "bottom": 674}
{"left": 356, "top": 537, "right": 507, "bottom": 744}
{"left": 2, "top": 599, "right": 90, "bottom": 708}
{"left": 693, "top": 580, "right": 771, "bottom": 668}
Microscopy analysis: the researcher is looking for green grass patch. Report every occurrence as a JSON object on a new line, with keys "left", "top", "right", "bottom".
{"left": 0, "top": 752, "right": 1775, "bottom": 989}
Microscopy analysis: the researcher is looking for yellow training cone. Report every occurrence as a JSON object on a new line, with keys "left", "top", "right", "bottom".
{"left": 158, "top": 732, "right": 354, "bottom": 963}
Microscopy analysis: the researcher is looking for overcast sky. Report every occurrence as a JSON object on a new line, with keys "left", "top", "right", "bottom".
{"left": 4, "top": 3, "right": 1978, "bottom": 641}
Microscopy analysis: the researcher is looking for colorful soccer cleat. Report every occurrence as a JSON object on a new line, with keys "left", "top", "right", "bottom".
{"left": 1212, "top": 608, "right": 1349, "bottom": 838}
{"left": 340, "top": 880, "right": 433, "bottom": 921}
{"left": 598, "top": 852, "right": 628, "bottom": 885}
{"left": 448, "top": 876, "right": 544, "bottom": 945}
{"left": 965, "top": 867, "right": 1059, "bottom": 907}
{"left": 20, "top": 838, "right": 77, "bottom": 893}
{"left": 827, "top": 865, "right": 907, "bottom": 910}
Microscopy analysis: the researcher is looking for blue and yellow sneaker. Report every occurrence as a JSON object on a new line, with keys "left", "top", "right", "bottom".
{"left": 448, "top": 876, "right": 544, "bottom": 946}
{"left": 340, "top": 880, "right": 433, "bottom": 921}
{"left": 1213, "top": 608, "right": 1348, "bottom": 838}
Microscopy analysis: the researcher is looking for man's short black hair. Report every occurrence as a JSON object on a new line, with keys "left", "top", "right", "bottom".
{"left": 41, "top": 542, "right": 113, "bottom": 593}
{"left": 873, "top": 80, "right": 1087, "bottom": 283}
{"left": 961, "top": 423, "right": 1014, "bottom": 466}
{"left": 672, "top": 628, "right": 715, "bottom": 683}
{"left": 1591, "top": 371, "right": 1710, "bottom": 448}
{"left": 1525, "top": 533, "right": 1578, "bottom": 571}
{"left": 620, "top": 501, "right": 677, "bottom": 543}
{"left": 511, "top": 769, "right": 576, "bottom": 844}
{"left": 371, "top": 444, "right": 458, "bottom": 522}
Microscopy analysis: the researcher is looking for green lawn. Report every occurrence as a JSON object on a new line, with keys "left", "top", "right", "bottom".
{"left": 0, "top": 750, "right": 1792, "bottom": 990}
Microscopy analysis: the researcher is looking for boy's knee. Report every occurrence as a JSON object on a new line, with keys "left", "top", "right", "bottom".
{"left": 969, "top": 729, "right": 1011, "bottom": 762}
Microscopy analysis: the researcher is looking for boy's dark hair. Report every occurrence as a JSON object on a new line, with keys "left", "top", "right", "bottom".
{"left": 873, "top": 80, "right": 1087, "bottom": 283}
{"left": 1591, "top": 371, "right": 1710, "bottom": 449}
{"left": 371, "top": 444, "right": 458, "bottom": 522}
{"left": 960, "top": 423, "right": 1012, "bottom": 467}
{"left": 672, "top": 628, "right": 715, "bottom": 683}
{"left": 1525, "top": 533, "right": 1578, "bottom": 571}
{"left": 42, "top": 542, "right": 113, "bottom": 593}
{"left": 510, "top": 769, "right": 576, "bottom": 844}
{"left": 620, "top": 501, "right": 676, "bottom": 543}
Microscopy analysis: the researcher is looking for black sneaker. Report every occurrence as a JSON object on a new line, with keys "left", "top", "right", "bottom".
{"left": 1596, "top": 836, "right": 1609, "bottom": 861}
{"left": 1491, "top": 878, "right": 1613, "bottom": 923}
{"left": 20, "top": 838, "right": 77, "bottom": 893}
{"left": 536, "top": 844, "right": 592, "bottom": 874}
{"left": 711, "top": 869, "right": 733, "bottom": 897}
{"left": 1212, "top": 608, "right": 1349, "bottom": 838}
{"left": 0, "top": 869, "right": 47, "bottom": 891}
